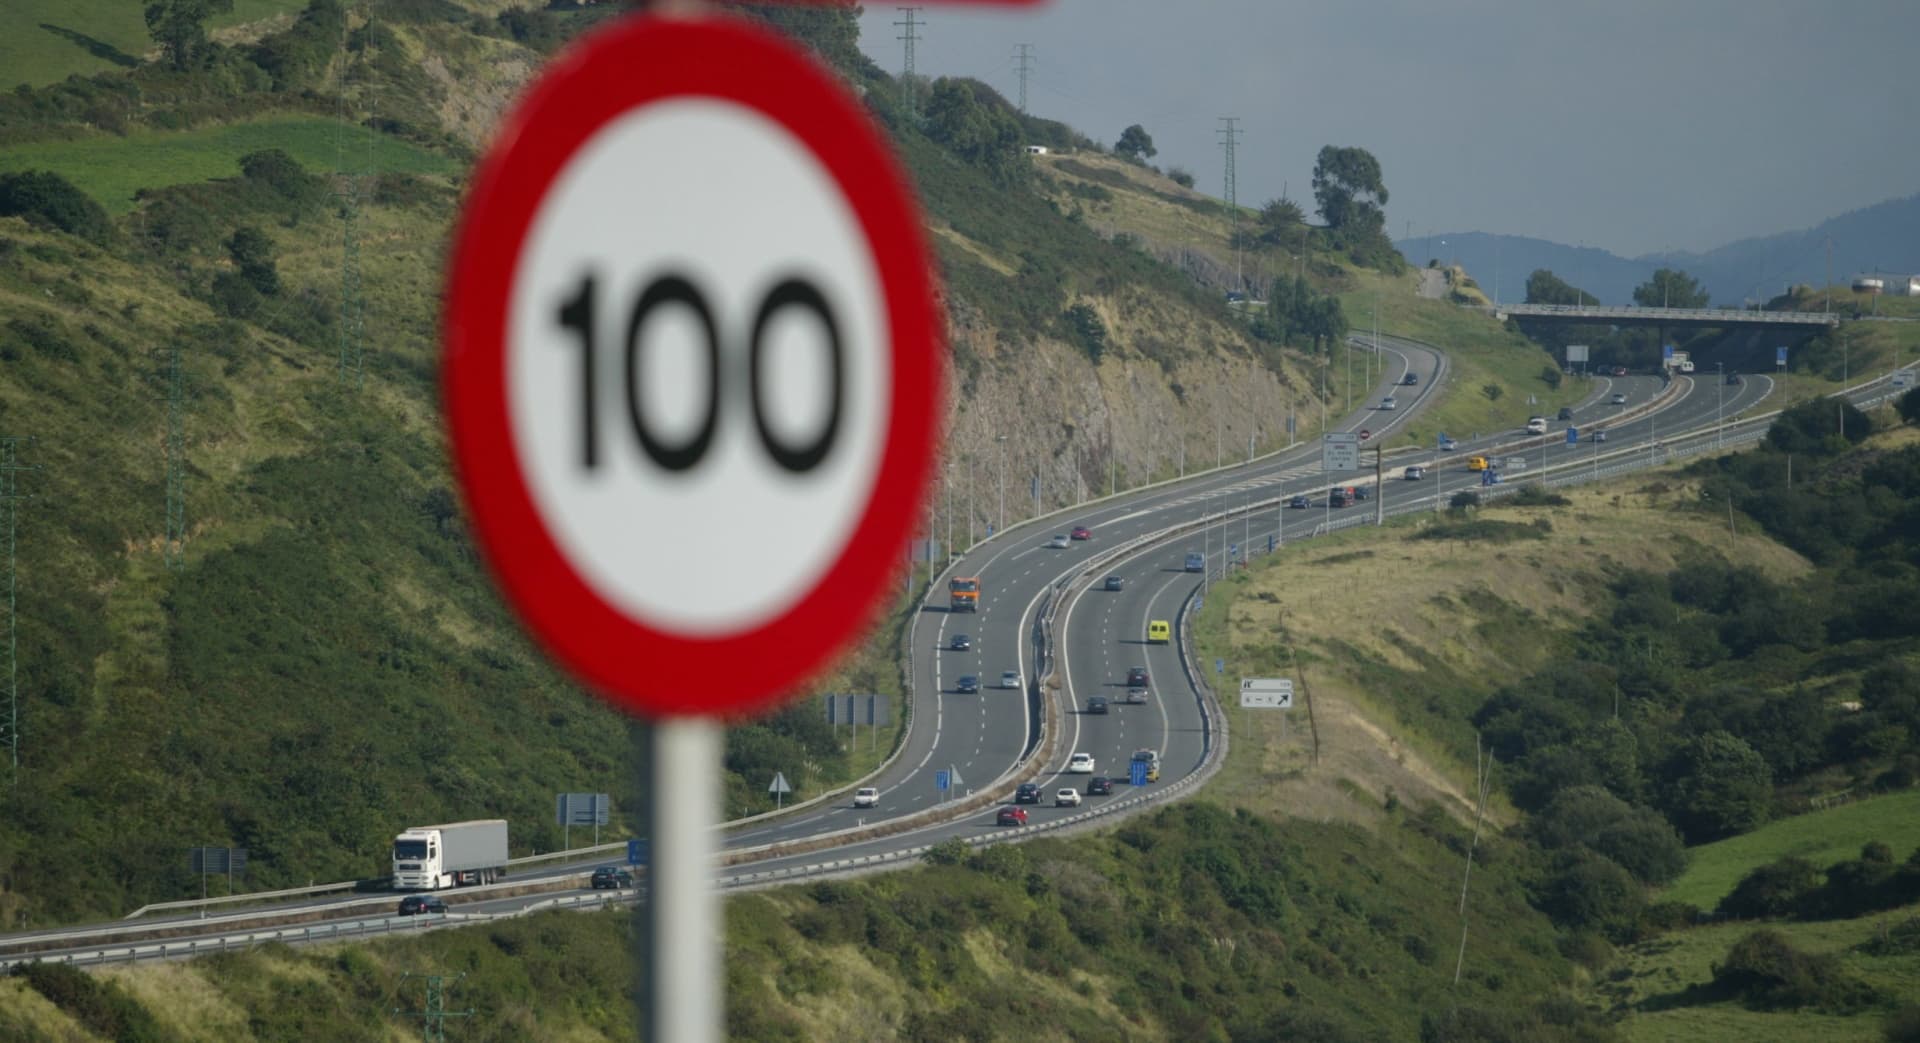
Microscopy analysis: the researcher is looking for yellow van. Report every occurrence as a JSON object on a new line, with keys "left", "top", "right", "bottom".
{"left": 1147, "top": 620, "right": 1171, "bottom": 644}
{"left": 1467, "top": 455, "right": 1489, "bottom": 472}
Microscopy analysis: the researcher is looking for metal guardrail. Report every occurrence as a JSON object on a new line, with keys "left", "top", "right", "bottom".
{"left": 1497, "top": 302, "right": 1838, "bottom": 327}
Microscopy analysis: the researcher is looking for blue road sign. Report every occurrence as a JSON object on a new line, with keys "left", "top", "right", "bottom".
{"left": 1566, "top": 426, "right": 1578, "bottom": 446}
{"left": 1663, "top": 344, "right": 1675, "bottom": 361}
{"left": 935, "top": 769, "right": 951, "bottom": 792}
{"left": 628, "top": 838, "right": 648, "bottom": 866}
{"left": 1777, "top": 346, "right": 1788, "bottom": 367}
{"left": 1215, "top": 658, "right": 1224, "bottom": 674}
{"left": 1130, "top": 760, "right": 1148, "bottom": 786}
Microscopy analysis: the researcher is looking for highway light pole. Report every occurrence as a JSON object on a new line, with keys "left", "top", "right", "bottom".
{"left": 1716, "top": 362, "right": 1724, "bottom": 449}
{"left": 995, "top": 435, "right": 1007, "bottom": 534}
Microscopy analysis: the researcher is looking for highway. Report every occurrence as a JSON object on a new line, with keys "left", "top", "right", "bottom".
{"left": 9, "top": 338, "right": 1899, "bottom": 969}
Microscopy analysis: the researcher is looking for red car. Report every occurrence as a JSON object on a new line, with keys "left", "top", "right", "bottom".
{"left": 996, "top": 806, "right": 1028, "bottom": 826}
{"left": 1070, "top": 526, "right": 1093, "bottom": 540}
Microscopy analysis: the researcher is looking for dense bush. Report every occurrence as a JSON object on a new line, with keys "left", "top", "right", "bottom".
{"left": 1719, "top": 856, "right": 1823, "bottom": 920}
{"left": 0, "top": 170, "right": 112, "bottom": 244}
{"left": 12, "top": 961, "right": 178, "bottom": 1042}
{"left": 1710, "top": 928, "right": 1880, "bottom": 1012}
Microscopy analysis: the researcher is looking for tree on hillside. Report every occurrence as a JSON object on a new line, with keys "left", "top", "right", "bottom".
{"left": 226, "top": 226, "right": 280, "bottom": 296}
{"left": 1254, "top": 198, "right": 1307, "bottom": 247}
{"left": 1766, "top": 396, "right": 1873, "bottom": 454}
{"left": 0, "top": 171, "right": 112, "bottom": 245}
{"left": 923, "top": 79, "right": 1025, "bottom": 186}
{"left": 1898, "top": 387, "right": 1920, "bottom": 426}
{"left": 1114, "top": 124, "right": 1157, "bottom": 163}
{"left": 1310, "top": 145, "right": 1388, "bottom": 233}
{"left": 1657, "top": 730, "right": 1772, "bottom": 842}
{"left": 1633, "top": 267, "right": 1710, "bottom": 309}
{"left": 145, "top": 0, "right": 233, "bottom": 71}
{"left": 1525, "top": 269, "right": 1593, "bottom": 307}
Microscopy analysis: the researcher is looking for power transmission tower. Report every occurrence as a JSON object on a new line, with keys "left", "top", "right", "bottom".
{"left": 1012, "top": 43, "right": 1034, "bottom": 112}
{"left": 336, "top": 17, "right": 373, "bottom": 391}
{"left": 163, "top": 343, "right": 186, "bottom": 569}
{"left": 894, "top": 7, "right": 923, "bottom": 119}
{"left": 394, "top": 973, "right": 474, "bottom": 1042}
{"left": 1, "top": 436, "right": 35, "bottom": 777}
{"left": 1217, "top": 116, "right": 1243, "bottom": 291}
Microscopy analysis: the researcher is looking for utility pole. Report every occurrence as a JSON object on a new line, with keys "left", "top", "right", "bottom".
{"left": 1217, "top": 117, "right": 1242, "bottom": 293}
{"left": 894, "top": 8, "right": 924, "bottom": 120}
{"left": 163, "top": 343, "right": 186, "bottom": 569}
{"left": 1012, "top": 44, "right": 1034, "bottom": 113}
{"left": 995, "top": 435, "right": 1006, "bottom": 534}
{"left": 336, "top": 42, "right": 372, "bottom": 392}
{"left": 1825, "top": 235, "right": 1833, "bottom": 315}
{"left": 2, "top": 437, "right": 34, "bottom": 777}
{"left": 1374, "top": 448, "right": 1384, "bottom": 526}
{"left": 394, "top": 973, "right": 474, "bottom": 1042}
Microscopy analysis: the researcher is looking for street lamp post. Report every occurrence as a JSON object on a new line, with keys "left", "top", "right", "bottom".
{"left": 995, "top": 435, "right": 1007, "bottom": 535}
{"left": 1716, "top": 362, "right": 1724, "bottom": 448}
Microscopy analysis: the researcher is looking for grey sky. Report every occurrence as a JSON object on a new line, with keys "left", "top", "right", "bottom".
{"left": 856, "top": 1, "right": 1919, "bottom": 257}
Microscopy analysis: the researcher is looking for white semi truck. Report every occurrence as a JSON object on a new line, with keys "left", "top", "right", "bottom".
{"left": 391, "top": 819, "right": 509, "bottom": 890}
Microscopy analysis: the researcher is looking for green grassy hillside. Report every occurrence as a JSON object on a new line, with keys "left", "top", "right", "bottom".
{"left": 1664, "top": 791, "right": 1920, "bottom": 912}
{"left": 0, "top": 1, "right": 304, "bottom": 89}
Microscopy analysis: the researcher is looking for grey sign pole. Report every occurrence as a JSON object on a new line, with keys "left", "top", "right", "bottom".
{"left": 644, "top": 718, "right": 721, "bottom": 1043}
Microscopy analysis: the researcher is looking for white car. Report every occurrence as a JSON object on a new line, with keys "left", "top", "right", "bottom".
{"left": 1379, "top": 396, "right": 1397, "bottom": 410}
{"left": 1046, "top": 534, "right": 1070, "bottom": 549}
{"left": 1611, "top": 392, "right": 1628, "bottom": 405}
{"left": 1067, "top": 752, "right": 1096, "bottom": 774}
{"left": 1000, "top": 670, "right": 1021, "bottom": 689}
{"left": 853, "top": 787, "right": 879, "bottom": 808}
{"left": 1525, "top": 416, "right": 1548, "bottom": 434}
{"left": 1055, "top": 788, "right": 1083, "bottom": 807}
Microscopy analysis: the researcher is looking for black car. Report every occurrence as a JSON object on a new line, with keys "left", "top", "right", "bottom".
{"left": 956, "top": 674, "right": 980, "bottom": 694}
{"left": 397, "top": 894, "right": 448, "bottom": 916}
{"left": 1289, "top": 494, "right": 1311, "bottom": 509}
{"left": 1104, "top": 575, "right": 1124, "bottom": 591}
{"left": 1014, "top": 782, "right": 1042, "bottom": 804}
{"left": 591, "top": 866, "right": 634, "bottom": 890}
{"left": 1354, "top": 484, "right": 1371, "bottom": 501}
{"left": 1726, "top": 372, "right": 1742, "bottom": 385}
{"left": 1086, "top": 695, "right": 1109, "bottom": 715}
{"left": 948, "top": 633, "right": 971, "bottom": 651}
{"left": 1401, "top": 372, "right": 1419, "bottom": 386}
{"left": 1088, "top": 776, "right": 1114, "bottom": 796}
{"left": 1557, "top": 406, "right": 1575, "bottom": 421}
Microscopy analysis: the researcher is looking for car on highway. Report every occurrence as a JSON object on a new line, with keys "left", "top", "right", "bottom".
{"left": 1611, "top": 392, "right": 1628, "bottom": 405}
{"left": 1070, "top": 525, "right": 1094, "bottom": 540}
{"left": 996, "top": 806, "right": 1028, "bottom": 826}
{"left": 1557, "top": 406, "right": 1575, "bottom": 421}
{"left": 1123, "top": 684, "right": 1148, "bottom": 704}
{"left": 956, "top": 674, "right": 979, "bottom": 694}
{"left": 1127, "top": 666, "right": 1149, "bottom": 687}
{"left": 1132, "top": 748, "right": 1160, "bottom": 768}
{"left": 1055, "top": 788, "right": 1083, "bottom": 807}
{"left": 1467, "top": 455, "right": 1489, "bottom": 471}
{"left": 1046, "top": 533, "right": 1071, "bottom": 548}
{"left": 1014, "top": 782, "right": 1042, "bottom": 804}
{"left": 398, "top": 895, "right": 449, "bottom": 916}
{"left": 1088, "top": 776, "right": 1114, "bottom": 795}
{"left": 1438, "top": 435, "right": 1458, "bottom": 452}
{"left": 1354, "top": 484, "right": 1371, "bottom": 501}
{"left": 949, "top": 633, "right": 971, "bottom": 651}
{"left": 591, "top": 866, "right": 635, "bottom": 889}
{"left": 1104, "top": 575, "right": 1124, "bottom": 591}
{"left": 1289, "top": 494, "right": 1312, "bottom": 509}
{"left": 1404, "top": 465, "right": 1426, "bottom": 480}
{"left": 1068, "top": 752, "right": 1096, "bottom": 773}
{"left": 1379, "top": 395, "right": 1397, "bottom": 410}
{"left": 1612, "top": 366, "right": 1629, "bottom": 377}
{"left": 1402, "top": 372, "right": 1420, "bottom": 386}
{"left": 1086, "top": 695, "right": 1109, "bottom": 715}
{"left": 1594, "top": 429, "right": 1607, "bottom": 442}
{"left": 1328, "top": 487, "right": 1355, "bottom": 508}
{"left": 1184, "top": 552, "right": 1205, "bottom": 572}
{"left": 1726, "top": 372, "right": 1742, "bottom": 385}
{"left": 853, "top": 787, "right": 880, "bottom": 808}
{"left": 1526, "top": 416, "right": 1548, "bottom": 434}
{"left": 1000, "top": 669, "right": 1021, "bottom": 689}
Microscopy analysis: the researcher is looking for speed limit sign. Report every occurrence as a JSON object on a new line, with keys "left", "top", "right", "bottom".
{"left": 443, "top": 17, "right": 943, "bottom": 717}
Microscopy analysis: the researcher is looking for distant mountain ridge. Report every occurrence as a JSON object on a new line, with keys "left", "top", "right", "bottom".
{"left": 1398, "top": 192, "right": 1920, "bottom": 306}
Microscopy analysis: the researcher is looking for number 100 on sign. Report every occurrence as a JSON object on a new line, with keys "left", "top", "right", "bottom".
{"left": 507, "top": 101, "right": 893, "bottom": 637}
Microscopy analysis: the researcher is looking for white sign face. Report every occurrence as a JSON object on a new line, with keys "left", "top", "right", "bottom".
{"left": 1322, "top": 433, "right": 1360, "bottom": 472}
{"left": 1240, "top": 677, "right": 1294, "bottom": 709}
{"left": 507, "top": 101, "right": 889, "bottom": 636}
{"left": 1505, "top": 457, "right": 1528, "bottom": 472}
{"left": 1565, "top": 344, "right": 1589, "bottom": 363}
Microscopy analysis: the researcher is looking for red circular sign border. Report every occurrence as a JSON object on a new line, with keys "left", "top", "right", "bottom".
{"left": 442, "top": 16, "right": 943, "bottom": 718}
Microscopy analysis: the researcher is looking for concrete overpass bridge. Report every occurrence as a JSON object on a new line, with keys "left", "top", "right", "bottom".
{"left": 1496, "top": 303, "right": 1839, "bottom": 331}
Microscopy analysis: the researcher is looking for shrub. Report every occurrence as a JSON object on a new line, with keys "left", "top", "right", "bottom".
{"left": 1718, "top": 856, "right": 1821, "bottom": 920}
{"left": 13, "top": 961, "right": 178, "bottom": 1041}
{"left": 1710, "top": 928, "right": 1879, "bottom": 1012}
{"left": 1448, "top": 491, "right": 1480, "bottom": 510}
{"left": 0, "top": 170, "right": 112, "bottom": 244}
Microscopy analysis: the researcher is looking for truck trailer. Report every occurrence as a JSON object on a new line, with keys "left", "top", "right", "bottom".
{"left": 392, "top": 820, "right": 509, "bottom": 891}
